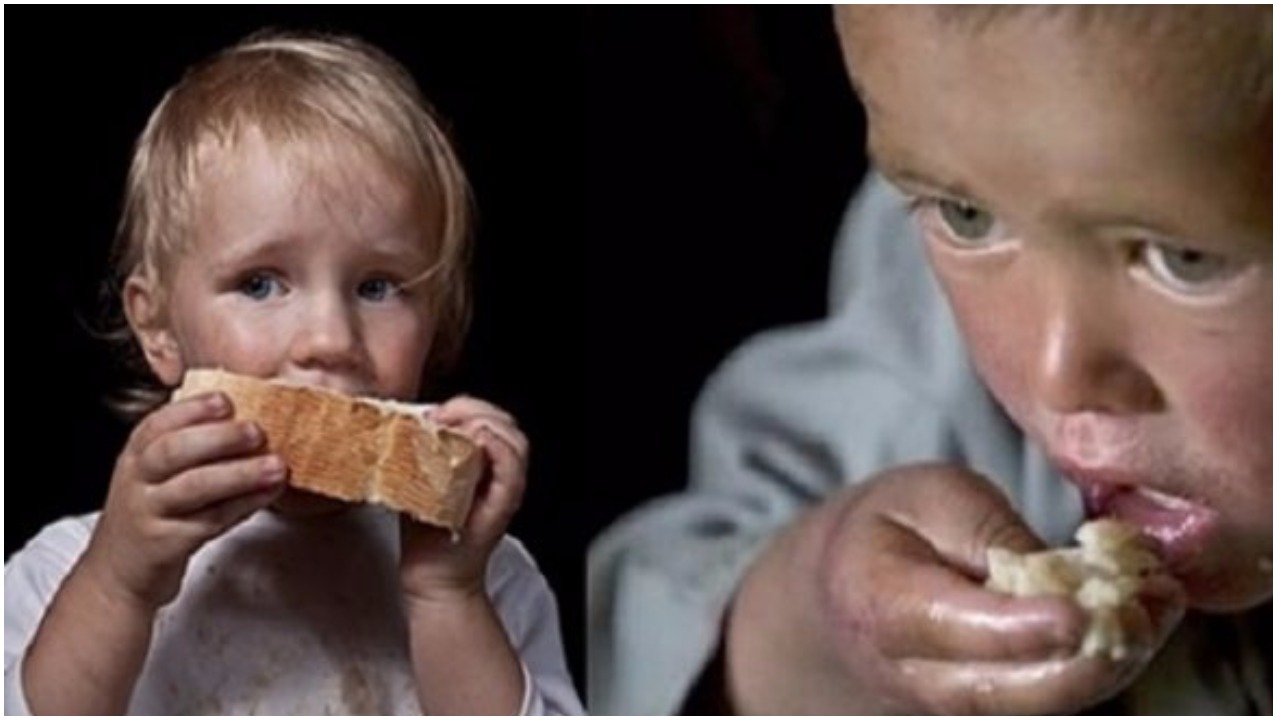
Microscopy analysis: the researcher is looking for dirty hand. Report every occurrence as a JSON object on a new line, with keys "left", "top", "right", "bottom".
{"left": 728, "top": 464, "right": 1184, "bottom": 714}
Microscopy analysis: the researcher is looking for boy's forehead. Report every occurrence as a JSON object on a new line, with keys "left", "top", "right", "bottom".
{"left": 838, "top": 7, "right": 1269, "bottom": 134}
{"left": 839, "top": 7, "right": 1270, "bottom": 242}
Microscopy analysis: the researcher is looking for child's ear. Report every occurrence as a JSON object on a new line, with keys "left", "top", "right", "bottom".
{"left": 123, "top": 273, "right": 185, "bottom": 387}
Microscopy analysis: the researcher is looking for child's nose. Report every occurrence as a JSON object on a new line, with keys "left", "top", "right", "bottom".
{"left": 290, "top": 295, "right": 362, "bottom": 371}
{"left": 1029, "top": 284, "right": 1163, "bottom": 417}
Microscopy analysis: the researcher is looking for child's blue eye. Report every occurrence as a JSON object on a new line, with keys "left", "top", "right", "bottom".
{"left": 937, "top": 198, "right": 996, "bottom": 243}
{"left": 358, "top": 278, "right": 399, "bottom": 301}
{"left": 239, "top": 273, "right": 283, "bottom": 300}
{"left": 1140, "top": 242, "right": 1239, "bottom": 294}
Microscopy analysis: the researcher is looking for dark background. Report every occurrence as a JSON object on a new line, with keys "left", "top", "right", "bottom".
{"left": 8, "top": 7, "right": 865, "bottom": 696}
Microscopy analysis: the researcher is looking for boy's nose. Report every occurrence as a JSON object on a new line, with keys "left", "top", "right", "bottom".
{"left": 289, "top": 295, "right": 363, "bottom": 373}
{"left": 1029, "top": 283, "right": 1163, "bottom": 417}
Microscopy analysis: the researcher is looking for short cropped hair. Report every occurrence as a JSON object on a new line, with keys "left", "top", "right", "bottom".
{"left": 838, "top": 5, "right": 1271, "bottom": 130}
{"left": 105, "top": 30, "right": 473, "bottom": 417}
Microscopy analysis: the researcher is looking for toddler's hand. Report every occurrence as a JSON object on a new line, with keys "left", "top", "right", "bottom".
{"left": 81, "top": 392, "right": 286, "bottom": 610}
{"left": 398, "top": 395, "right": 528, "bottom": 603}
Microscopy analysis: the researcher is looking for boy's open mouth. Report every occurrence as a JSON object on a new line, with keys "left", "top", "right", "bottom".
{"left": 1064, "top": 470, "right": 1217, "bottom": 574}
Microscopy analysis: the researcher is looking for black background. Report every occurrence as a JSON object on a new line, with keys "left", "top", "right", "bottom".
{"left": 8, "top": 7, "right": 865, "bottom": 695}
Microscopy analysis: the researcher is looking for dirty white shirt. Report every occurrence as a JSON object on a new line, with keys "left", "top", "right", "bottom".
{"left": 5, "top": 506, "right": 583, "bottom": 715}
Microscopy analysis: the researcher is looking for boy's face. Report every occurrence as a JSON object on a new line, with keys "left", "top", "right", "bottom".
{"left": 839, "top": 9, "right": 1271, "bottom": 610}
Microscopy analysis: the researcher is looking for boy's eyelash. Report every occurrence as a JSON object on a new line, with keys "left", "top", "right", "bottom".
{"left": 901, "top": 194, "right": 960, "bottom": 219}
{"left": 901, "top": 195, "right": 929, "bottom": 215}
{"left": 901, "top": 194, "right": 975, "bottom": 214}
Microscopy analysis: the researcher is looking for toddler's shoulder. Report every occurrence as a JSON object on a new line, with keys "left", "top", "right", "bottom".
{"left": 486, "top": 534, "right": 552, "bottom": 596}
{"left": 489, "top": 534, "right": 542, "bottom": 576}
{"left": 6, "top": 513, "right": 99, "bottom": 572}
{"left": 5, "top": 512, "right": 100, "bottom": 619}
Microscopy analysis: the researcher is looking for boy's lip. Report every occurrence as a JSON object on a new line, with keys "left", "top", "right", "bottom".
{"left": 1052, "top": 456, "right": 1217, "bottom": 573}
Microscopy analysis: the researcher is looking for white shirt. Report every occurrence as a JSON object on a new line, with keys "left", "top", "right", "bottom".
{"left": 6, "top": 506, "right": 583, "bottom": 715}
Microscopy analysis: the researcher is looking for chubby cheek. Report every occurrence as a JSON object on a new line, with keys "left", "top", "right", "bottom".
{"left": 1177, "top": 349, "right": 1271, "bottom": 478}
{"left": 1177, "top": 360, "right": 1272, "bottom": 608}
{"left": 167, "top": 287, "right": 294, "bottom": 379}
{"left": 344, "top": 307, "right": 436, "bottom": 399}
{"left": 377, "top": 328, "right": 433, "bottom": 398}
{"left": 180, "top": 311, "right": 289, "bottom": 379}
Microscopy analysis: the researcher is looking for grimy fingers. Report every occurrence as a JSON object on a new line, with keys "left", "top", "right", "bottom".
{"left": 135, "top": 419, "right": 267, "bottom": 484}
{"left": 129, "top": 391, "right": 232, "bottom": 451}
{"left": 851, "top": 513, "right": 1085, "bottom": 663}
{"left": 463, "top": 428, "right": 528, "bottom": 536}
{"left": 184, "top": 482, "right": 286, "bottom": 542}
{"left": 432, "top": 396, "right": 517, "bottom": 428}
{"left": 868, "top": 464, "right": 1046, "bottom": 576}
{"left": 457, "top": 416, "right": 528, "bottom": 462}
{"left": 150, "top": 454, "right": 288, "bottom": 516}
{"left": 896, "top": 650, "right": 1151, "bottom": 714}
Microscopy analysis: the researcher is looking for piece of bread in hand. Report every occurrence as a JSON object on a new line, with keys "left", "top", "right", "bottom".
{"left": 173, "top": 368, "right": 484, "bottom": 533}
{"left": 986, "top": 519, "right": 1160, "bottom": 660}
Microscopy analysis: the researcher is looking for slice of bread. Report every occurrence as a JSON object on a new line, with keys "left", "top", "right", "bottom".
{"left": 173, "top": 369, "right": 484, "bottom": 532}
{"left": 986, "top": 519, "right": 1160, "bottom": 660}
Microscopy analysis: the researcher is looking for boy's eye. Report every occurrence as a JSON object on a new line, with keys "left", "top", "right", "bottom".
{"left": 937, "top": 199, "right": 996, "bottom": 243}
{"left": 1140, "top": 242, "right": 1239, "bottom": 293}
{"left": 238, "top": 273, "right": 283, "bottom": 300}
{"left": 357, "top": 278, "right": 399, "bottom": 301}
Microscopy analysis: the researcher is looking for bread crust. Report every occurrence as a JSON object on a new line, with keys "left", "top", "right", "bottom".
{"left": 173, "top": 369, "right": 484, "bottom": 532}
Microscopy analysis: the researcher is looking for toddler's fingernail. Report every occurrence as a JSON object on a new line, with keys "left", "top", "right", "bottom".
{"left": 262, "top": 455, "right": 286, "bottom": 481}
{"left": 208, "top": 393, "right": 229, "bottom": 413}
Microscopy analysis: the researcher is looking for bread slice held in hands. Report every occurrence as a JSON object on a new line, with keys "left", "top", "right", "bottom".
{"left": 173, "top": 369, "right": 485, "bottom": 533}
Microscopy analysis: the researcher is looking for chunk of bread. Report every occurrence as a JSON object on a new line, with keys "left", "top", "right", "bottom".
{"left": 986, "top": 519, "right": 1160, "bottom": 660}
{"left": 173, "top": 369, "right": 484, "bottom": 532}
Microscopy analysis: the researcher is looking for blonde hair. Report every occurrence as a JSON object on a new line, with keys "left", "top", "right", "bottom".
{"left": 106, "top": 30, "right": 473, "bottom": 417}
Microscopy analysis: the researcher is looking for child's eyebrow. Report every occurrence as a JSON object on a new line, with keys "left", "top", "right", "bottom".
{"left": 207, "top": 234, "right": 296, "bottom": 270}
{"left": 867, "top": 142, "right": 977, "bottom": 202}
{"left": 208, "top": 234, "right": 430, "bottom": 271}
{"left": 358, "top": 241, "right": 433, "bottom": 268}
